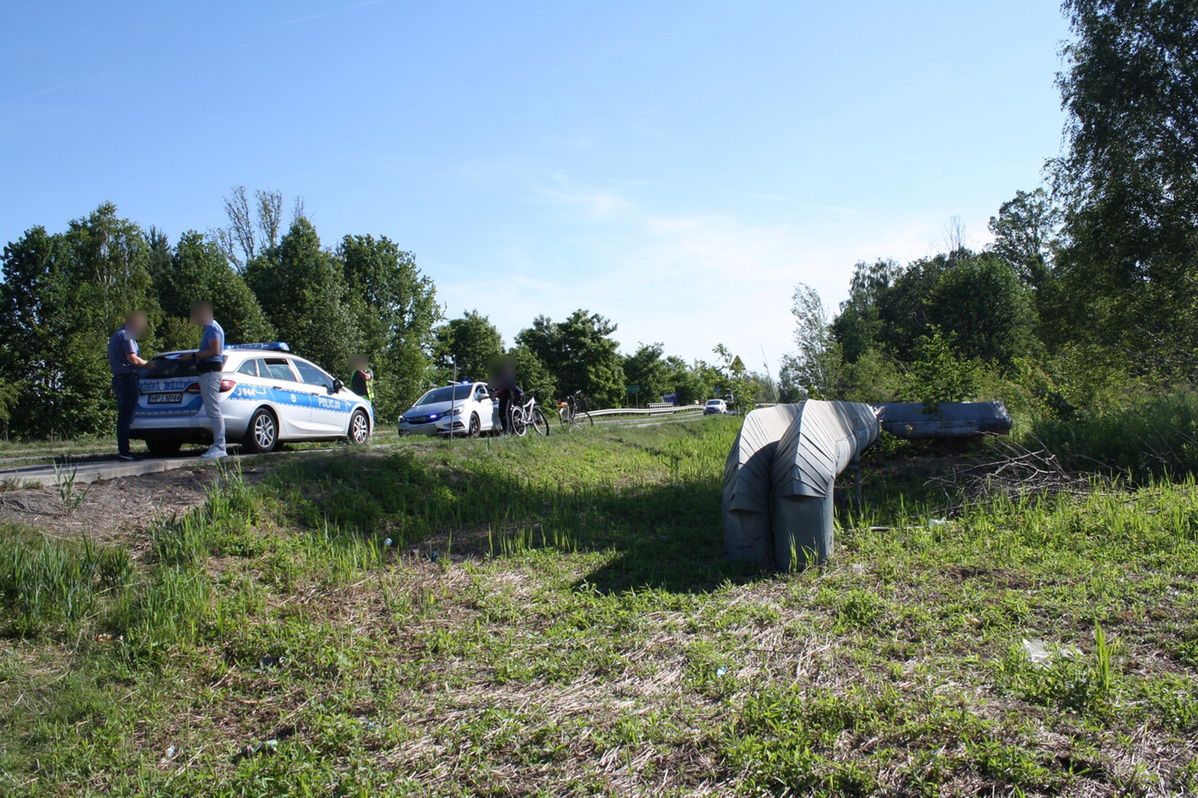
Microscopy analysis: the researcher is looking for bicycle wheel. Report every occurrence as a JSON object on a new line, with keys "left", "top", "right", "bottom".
{"left": 578, "top": 410, "right": 594, "bottom": 427}
{"left": 531, "top": 407, "right": 551, "bottom": 436}
{"left": 510, "top": 408, "right": 528, "bottom": 436}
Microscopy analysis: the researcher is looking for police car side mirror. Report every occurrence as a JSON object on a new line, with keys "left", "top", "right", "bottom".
{"left": 331, "top": 379, "right": 343, "bottom": 394}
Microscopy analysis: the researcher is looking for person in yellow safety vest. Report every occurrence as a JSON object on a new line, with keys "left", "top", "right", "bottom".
{"left": 350, "top": 355, "right": 375, "bottom": 405}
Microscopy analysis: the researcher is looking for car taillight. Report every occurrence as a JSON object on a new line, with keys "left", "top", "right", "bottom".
{"left": 186, "top": 383, "right": 201, "bottom": 394}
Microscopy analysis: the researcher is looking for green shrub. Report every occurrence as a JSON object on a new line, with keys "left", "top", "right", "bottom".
{"left": 1032, "top": 390, "right": 1198, "bottom": 477}
{"left": 905, "top": 328, "right": 984, "bottom": 412}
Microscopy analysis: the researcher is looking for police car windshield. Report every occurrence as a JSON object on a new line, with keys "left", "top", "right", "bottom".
{"left": 415, "top": 385, "right": 473, "bottom": 406}
{"left": 143, "top": 354, "right": 198, "bottom": 378}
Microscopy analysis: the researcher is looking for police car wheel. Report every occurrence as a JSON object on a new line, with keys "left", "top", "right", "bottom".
{"left": 244, "top": 408, "right": 278, "bottom": 453}
{"left": 348, "top": 410, "right": 370, "bottom": 444}
{"left": 468, "top": 413, "right": 481, "bottom": 437}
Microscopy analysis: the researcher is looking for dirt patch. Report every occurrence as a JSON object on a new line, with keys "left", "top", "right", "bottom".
{"left": 0, "top": 467, "right": 221, "bottom": 552}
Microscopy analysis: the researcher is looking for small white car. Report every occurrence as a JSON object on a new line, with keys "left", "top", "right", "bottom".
{"left": 703, "top": 398, "right": 729, "bottom": 415}
{"left": 131, "top": 343, "right": 373, "bottom": 455}
{"left": 398, "top": 382, "right": 499, "bottom": 437}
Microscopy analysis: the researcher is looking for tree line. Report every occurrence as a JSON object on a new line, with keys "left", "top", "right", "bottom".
{"left": 0, "top": 193, "right": 749, "bottom": 439}
{"left": 781, "top": 0, "right": 1198, "bottom": 422}
{"left": 8, "top": 2, "right": 1171, "bottom": 441}
{"left": 428, "top": 308, "right": 757, "bottom": 412}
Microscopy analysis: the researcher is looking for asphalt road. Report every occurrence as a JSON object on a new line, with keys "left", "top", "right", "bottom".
{"left": 0, "top": 450, "right": 251, "bottom": 488}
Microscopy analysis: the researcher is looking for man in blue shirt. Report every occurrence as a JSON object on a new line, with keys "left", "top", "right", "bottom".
{"left": 185, "top": 301, "right": 227, "bottom": 459}
{"left": 108, "top": 311, "right": 149, "bottom": 461}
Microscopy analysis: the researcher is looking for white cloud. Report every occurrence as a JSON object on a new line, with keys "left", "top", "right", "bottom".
{"left": 435, "top": 175, "right": 995, "bottom": 373}
{"left": 532, "top": 173, "right": 629, "bottom": 219}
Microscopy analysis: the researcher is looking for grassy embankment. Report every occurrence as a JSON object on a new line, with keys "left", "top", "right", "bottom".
{"left": 2, "top": 414, "right": 1197, "bottom": 796}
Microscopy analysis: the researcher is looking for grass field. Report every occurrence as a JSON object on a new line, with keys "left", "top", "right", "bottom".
{"left": 2, "top": 417, "right": 1197, "bottom": 796}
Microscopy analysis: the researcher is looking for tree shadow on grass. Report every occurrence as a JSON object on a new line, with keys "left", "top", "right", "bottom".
{"left": 267, "top": 449, "right": 769, "bottom": 595}
{"left": 265, "top": 439, "right": 968, "bottom": 596}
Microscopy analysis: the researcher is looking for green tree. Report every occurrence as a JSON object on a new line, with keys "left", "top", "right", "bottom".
{"left": 1050, "top": 0, "right": 1198, "bottom": 374}
{"left": 0, "top": 226, "right": 61, "bottom": 437}
{"left": 874, "top": 253, "right": 954, "bottom": 359}
{"left": 692, "top": 359, "right": 727, "bottom": 401}
{"left": 0, "top": 204, "right": 159, "bottom": 437}
{"left": 245, "top": 218, "right": 362, "bottom": 381}
{"left": 925, "top": 253, "right": 1036, "bottom": 368}
{"left": 787, "top": 283, "right": 842, "bottom": 398}
{"left": 988, "top": 188, "right": 1059, "bottom": 289}
{"left": 0, "top": 377, "right": 17, "bottom": 439}
{"left": 830, "top": 259, "right": 900, "bottom": 363}
{"left": 622, "top": 343, "right": 670, "bottom": 406}
{"left": 905, "top": 328, "right": 983, "bottom": 412}
{"left": 777, "top": 355, "right": 807, "bottom": 402}
{"left": 150, "top": 230, "right": 273, "bottom": 347}
{"left": 713, "top": 345, "right": 762, "bottom": 411}
{"left": 433, "top": 311, "right": 503, "bottom": 383}
{"left": 829, "top": 249, "right": 1037, "bottom": 374}
{"left": 508, "top": 344, "right": 556, "bottom": 406}
{"left": 338, "top": 234, "right": 439, "bottom": 417}
{"left": 516, "top": 310, "right": 626, "bottom": 407}
{"left": 837, "top": 349, "right": 905, "bottom": 403}
{"left": 663, "top": 356, "right": 712, "bottom": 405}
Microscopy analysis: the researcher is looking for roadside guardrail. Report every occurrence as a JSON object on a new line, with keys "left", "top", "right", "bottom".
{"left": 588, "top": 405, "right": 706, "bottom": 418}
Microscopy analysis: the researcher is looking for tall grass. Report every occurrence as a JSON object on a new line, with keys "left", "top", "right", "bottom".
{"left": 0, "top": 531, "right": 132, "bottom": 638}
{"left": 0, "top": 464, "right": 259, "bottom": 658}
{"left": 1033, "top": 390, "right": 1198, "bottom": 478}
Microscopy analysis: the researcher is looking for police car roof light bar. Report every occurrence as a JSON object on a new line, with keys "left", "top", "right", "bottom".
{"left": 227, "top": 342, "right": 291, "bottom": 352}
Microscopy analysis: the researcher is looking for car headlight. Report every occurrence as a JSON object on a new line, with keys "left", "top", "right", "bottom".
{"left": 449, "top": 407, "right": 463, "bottom": 416}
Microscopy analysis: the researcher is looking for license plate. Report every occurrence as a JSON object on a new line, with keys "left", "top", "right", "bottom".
{"left": 149, "top": 393, "right": 183, "bottom": 404}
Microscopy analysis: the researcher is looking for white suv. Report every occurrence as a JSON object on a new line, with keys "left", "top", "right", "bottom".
{"left": 704, "top": 398, "right": 729, "bottom": 415}
{"left": 398, "top": 382, "right": 500, "bottom": 437}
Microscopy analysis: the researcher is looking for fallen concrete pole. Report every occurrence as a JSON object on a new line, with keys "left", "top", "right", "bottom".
{"left": 722, "top": 400, "right": 879, "bottom": 570}
{"left": 877, "top": 401, "right": 1012, "bottom": 438}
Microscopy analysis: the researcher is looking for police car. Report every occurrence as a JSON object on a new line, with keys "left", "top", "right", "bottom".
{"left": 130, "top": 343, "right": 373, "bottom": 455}
{"left": 398, "top": 381, "right": 500, "bottom": 437}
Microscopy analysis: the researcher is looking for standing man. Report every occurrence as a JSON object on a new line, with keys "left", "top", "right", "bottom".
{"left": 108, "top": 310, "right": 149, "bottom": 461}
{"left": 350, "top": 355, "right": 375, "bottom": 405}
{"left": 187, "top": 301, "right": 227, "bottom": 460}
{"left": 489, "top": 358, "right": 523, "bottom": 434}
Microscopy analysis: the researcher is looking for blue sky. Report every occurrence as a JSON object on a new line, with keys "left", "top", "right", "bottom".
{"left": 0, "top": 1, "right": 1069, "bottom": 368}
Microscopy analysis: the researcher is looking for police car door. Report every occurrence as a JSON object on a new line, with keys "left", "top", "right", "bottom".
{"left": 293, "top": 358, "right": 347, "bottom": 435}
{"left": 475, "top": 383, "right": 498, "bottom": 431}
{"left": 260, "top": 357, "right": 313, "bottom": 437}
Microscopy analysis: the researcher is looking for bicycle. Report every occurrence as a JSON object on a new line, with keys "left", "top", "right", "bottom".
{"left": 509, "top": 395, "right": 551, "bottom": 437}
{"left": 557, "top": 390, "right": 594, "bottom": 429}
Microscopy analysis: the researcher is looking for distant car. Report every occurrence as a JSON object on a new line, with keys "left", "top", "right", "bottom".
{"left": 398, "top": 382, "right": 499, "bottom": 437}
{"left": 130, "top": 343, "right": 373, "bottom": 455}
{"left": 704, "top": 398, "right": 729, "bottom": 415}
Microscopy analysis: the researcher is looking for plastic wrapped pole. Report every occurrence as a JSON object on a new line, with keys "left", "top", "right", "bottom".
{"left": 721, "top": 404, "right": 803, "bottom": 565}
{"left": 770, "top": 401, "right": 879, "bottom": 570}
{"left": 876, "top": 401, "right": 1012, "bottom": 438}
